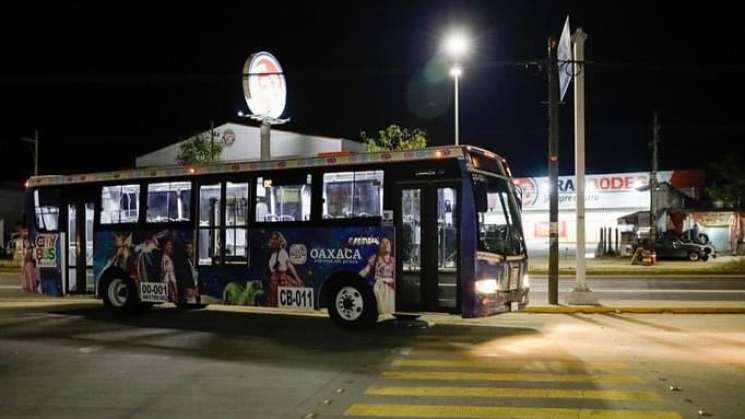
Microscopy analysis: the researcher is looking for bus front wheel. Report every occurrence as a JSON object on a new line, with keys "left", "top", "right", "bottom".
{"left": 102, "top": 277, "right": 147, "bottom": 313}
{"left": 327, "top": 281, "right": 378, "bottom": 329}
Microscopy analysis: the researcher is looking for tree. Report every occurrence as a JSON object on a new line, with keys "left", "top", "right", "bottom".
{"left": 361, "top": 124, "right": 427, "bottom": 152}
{"left": 176, "top": 131, "right": 223, "bottom": 165}
{"left": 708, "top": 155, "right": 745, "bottom": 208}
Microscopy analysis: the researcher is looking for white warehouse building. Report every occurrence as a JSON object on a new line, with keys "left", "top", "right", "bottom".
{"left": 136, "top": 122, "right": 363, "bottom": 168}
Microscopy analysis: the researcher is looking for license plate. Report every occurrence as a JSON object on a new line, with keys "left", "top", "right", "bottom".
{"left": 140, "top": 282, "right": 168, "bottom": 303}
{"left": 278, "top": 287, "right": 314, "bottom": 311}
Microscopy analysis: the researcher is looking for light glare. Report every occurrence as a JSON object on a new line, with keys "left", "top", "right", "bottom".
{"left": 449, "top": 66, "right": 462, "bottom": 78}
{"left": 443, "top": 30, "right": 471, "bottom": 58}
{"left": 475, "top": 279, "right": 498, "bottom": 294}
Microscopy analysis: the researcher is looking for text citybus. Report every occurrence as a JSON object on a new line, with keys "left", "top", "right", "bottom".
{"left": 24, "top": 145, "right": 529, "bottom": 328}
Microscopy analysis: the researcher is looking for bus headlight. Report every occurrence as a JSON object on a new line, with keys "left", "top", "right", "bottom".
{"left": 475, "top": 279, "right": 498, "bottom": 294}
{"left": 523, "top": 274, "right": 530, "bottom": 288}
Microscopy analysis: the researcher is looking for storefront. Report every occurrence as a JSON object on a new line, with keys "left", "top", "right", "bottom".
{"left": 514, "top": 170, "right": 704, "bottom": 256}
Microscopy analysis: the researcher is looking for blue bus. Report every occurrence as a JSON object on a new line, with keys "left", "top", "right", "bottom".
{"left": 24, "top": 145, "right": 528, "bottom": 328}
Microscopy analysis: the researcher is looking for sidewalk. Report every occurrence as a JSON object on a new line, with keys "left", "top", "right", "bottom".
{"left": 525, "top": 300, "right": 745, "bottom": 314}
{"left": 528, "top": 255, "right": 745, "bottom": 276}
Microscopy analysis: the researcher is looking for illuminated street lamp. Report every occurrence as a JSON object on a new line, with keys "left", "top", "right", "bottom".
{"left": 443, "top": 30, "right": 471, "bottom": 146}
{"left": 443, "top": 30, "right": 471, "bottom": 59}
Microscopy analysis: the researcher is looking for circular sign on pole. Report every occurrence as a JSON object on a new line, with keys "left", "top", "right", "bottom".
{"left": 242, "top": 51, "right": 287, "bottom": 119}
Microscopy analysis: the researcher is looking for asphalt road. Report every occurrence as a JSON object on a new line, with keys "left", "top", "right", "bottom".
{"left": 528, "top": 276, "right": 745, "bottom": 303}
{"left": 1, "top": 300, "right": 744, "bottom": 419}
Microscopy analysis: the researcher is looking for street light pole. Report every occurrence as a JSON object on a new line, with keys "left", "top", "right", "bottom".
{"left": 442, "top": 29, "right": 469, "bottom": 146}
{"left": 452, "top": 67, "right": 461, "bottom": 146}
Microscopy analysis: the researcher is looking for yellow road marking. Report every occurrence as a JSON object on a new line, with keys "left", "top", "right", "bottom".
{"left": 381, "top": 371, "right": 642, "bottom": 384}
{"left": 344, "top": 403, "right": 682, "bottom": 419}
{"left": 365, "top": 385, "right": 662, "bottom": 401}
{"left": 391, "top": 358, "right": 629, "bottom": 370}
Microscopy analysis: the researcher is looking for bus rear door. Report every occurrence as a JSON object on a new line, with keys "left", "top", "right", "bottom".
{"left": 65, "top": 202, "right": 95, "bottom": 294}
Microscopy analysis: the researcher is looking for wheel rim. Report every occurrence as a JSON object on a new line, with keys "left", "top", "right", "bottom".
{"left": 335, "top": 286, "right": 364, "bottom": 321}
{"left": 107, "top": 278, "right": 128, "bottom": 308}
{"left": 689, "top": 253, "right": 699, "bottom": 261}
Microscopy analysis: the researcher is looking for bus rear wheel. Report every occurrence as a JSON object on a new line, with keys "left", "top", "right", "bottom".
{"left": 102, "top": 277, "right": 149, "bottom": 313}
{"left": 103, "top": 277, "right": 136, "bottom": 312}
{"left": 327, "top": 281, "right": 378, "bottom": 329}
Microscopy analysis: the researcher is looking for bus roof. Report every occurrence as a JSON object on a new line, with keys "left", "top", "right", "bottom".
{"left": 27, "top": 145, "right": 504, "bottom": 188}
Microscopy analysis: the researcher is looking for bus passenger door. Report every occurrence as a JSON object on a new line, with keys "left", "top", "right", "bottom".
{"left": 66, "top": 202, "right": 95, "bottom": 294}
{"left": 395, "top": 183, "right": 459, "bottom": 313}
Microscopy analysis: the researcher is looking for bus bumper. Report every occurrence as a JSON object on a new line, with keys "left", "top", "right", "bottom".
{"left": 465, "top": 287, "right": 530, "bottom": 318}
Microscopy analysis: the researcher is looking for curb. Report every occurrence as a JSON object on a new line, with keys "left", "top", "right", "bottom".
{"left": 0, "top": 298, "right": 98, "bottom": 304}
{"left": 525, "top": 305, "right": 745, "bottom": 314}
{"left": 528, "top": 272, "right": 745, "bottom": 277}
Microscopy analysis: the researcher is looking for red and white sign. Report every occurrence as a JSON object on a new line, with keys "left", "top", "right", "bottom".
{"left": 243, "top": 51, "right": 287, "bottom": 119}
{"left": 515, "top": 170, "right": 703, "bottom": 211}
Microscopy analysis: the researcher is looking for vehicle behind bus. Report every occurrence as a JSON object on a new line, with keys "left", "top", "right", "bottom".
{"left": 23, "top": 146, "right": 528, "bottom": 328}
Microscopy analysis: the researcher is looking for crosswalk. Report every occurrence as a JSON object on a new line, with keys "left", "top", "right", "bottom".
{"left": 343, "top": 330, "right": 683, "bottom": 419}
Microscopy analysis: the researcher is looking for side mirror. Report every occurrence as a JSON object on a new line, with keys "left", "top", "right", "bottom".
{"left": 514, "top": 184, "right": 523, "bottom": 210}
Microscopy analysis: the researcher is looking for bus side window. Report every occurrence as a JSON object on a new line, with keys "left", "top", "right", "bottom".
{"left": 101, "top": 184, "right": 140, "bottom": 224}
{"left": 34, "top": 189, "right": 60, "bottom": 231}
{"left": 322, "top": 170, "right": 383, "bottom": 219}
{"left": 146, "top": 181, "right": 192, "bottom": 223}
{"left": 256, "top": 175, "right": 312, "bottom": 222}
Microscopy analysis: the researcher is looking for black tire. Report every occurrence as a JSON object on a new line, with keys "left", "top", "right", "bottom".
{"left": 326, "top": 279, "right": 378, "bottom": 330}
{"left": 101, "top": 276, "right": 139, "bottom": 313}
{"left": 393, "top": 314, "right": 421, "bottom": 321}
{"left": 701, "top": 254, "right": 709, "bottom": 262}
{"left": 688, "top": 252, "right": 700, "bottom": 262}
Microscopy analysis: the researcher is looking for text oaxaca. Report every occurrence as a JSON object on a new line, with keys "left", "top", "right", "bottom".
{"left": 310, "top": 247, "right": 363, "bottom": 261}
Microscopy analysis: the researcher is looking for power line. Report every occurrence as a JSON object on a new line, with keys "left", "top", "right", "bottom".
{"left": 2, "top": 60, "right": 744, "bottom": 85}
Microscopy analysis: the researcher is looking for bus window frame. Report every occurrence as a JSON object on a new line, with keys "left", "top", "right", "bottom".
{"left": 252, "top": 169, "right": 316, "bottom": 227}
{"left": 94, "top": 181, "right": 145, "bottom": 230}
{"left": 32, "top": 187, "right": 62, "bottom": 233}
{"left": 144, "top": 179, "right": 196, "bottom": 226}
{"left": 312, "top": 166, "right": 384, "bottom": 228}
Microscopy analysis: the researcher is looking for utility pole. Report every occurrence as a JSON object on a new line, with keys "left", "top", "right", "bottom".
{"left": 650, "top": 112, "right": 660, "bottom": 243}
{"left": 547, "top": 37, "right": 560, "bottom": 305}
{"left": 20, "top": 130, "right": 39, "bottom": 176}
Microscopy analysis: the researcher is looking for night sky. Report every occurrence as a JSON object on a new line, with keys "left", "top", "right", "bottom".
{"left": 2, "top": 1, "right": 744, "bottom": 182}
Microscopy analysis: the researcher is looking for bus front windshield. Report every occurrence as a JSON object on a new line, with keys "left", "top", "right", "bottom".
{"left": 473, "top": 174, "right": 525, "bottom": 256}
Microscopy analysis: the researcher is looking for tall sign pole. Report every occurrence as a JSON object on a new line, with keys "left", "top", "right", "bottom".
{"left": 260, "top": 121, "right": 271, "bottom": 160}
{"left": 547, "top": 36, "right": 560, "bottom": 305}
{"left": 566, "top": 28, "right": 598, "bottom": 305}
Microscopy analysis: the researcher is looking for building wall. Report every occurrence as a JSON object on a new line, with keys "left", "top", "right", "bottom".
{"left": 136, "top": 123, "right": 363, "bottom": 168}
